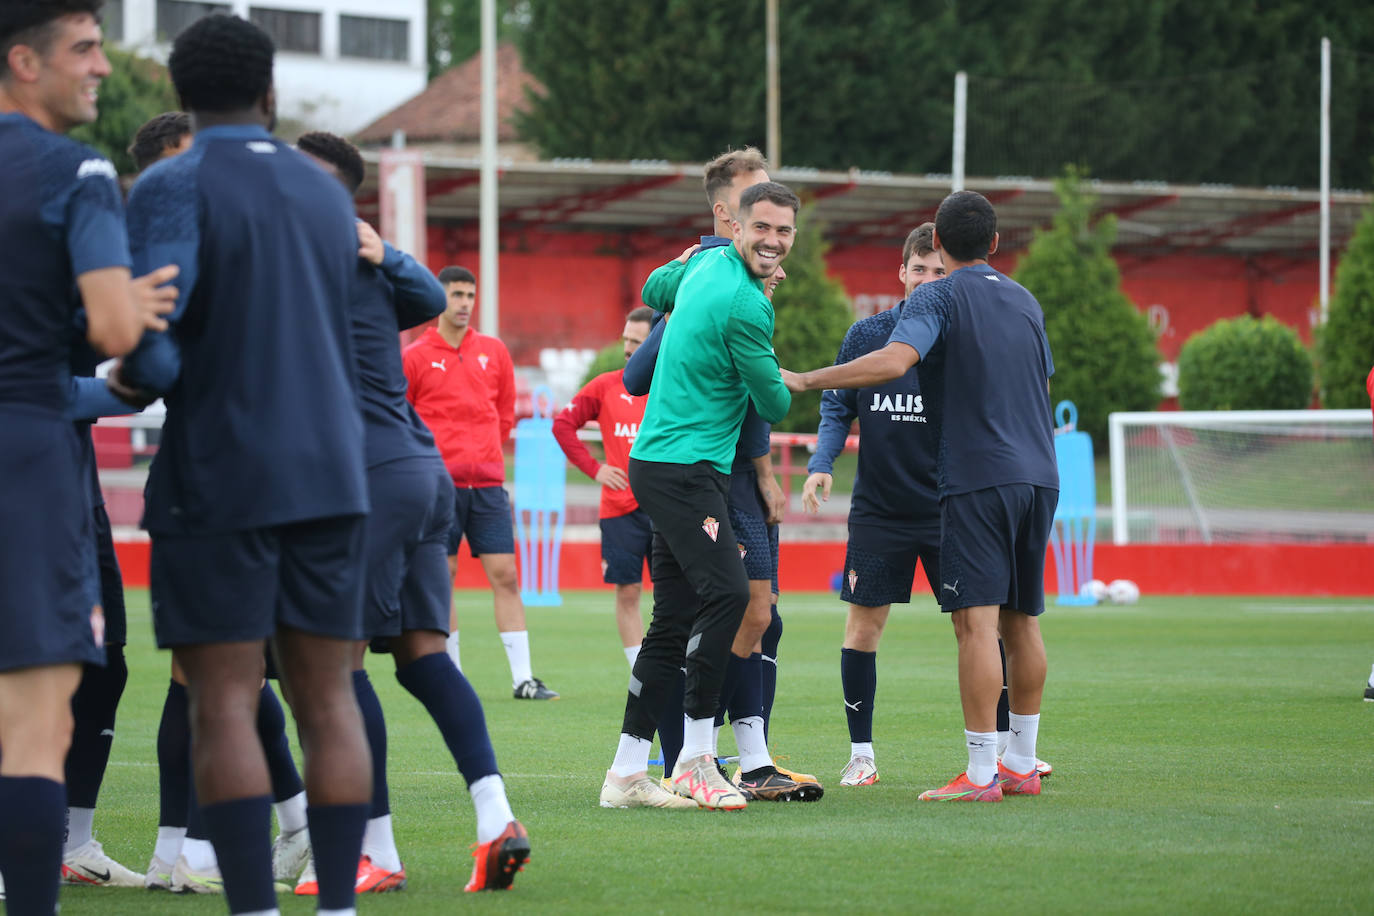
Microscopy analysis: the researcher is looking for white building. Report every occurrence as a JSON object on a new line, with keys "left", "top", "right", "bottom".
{"left": 103, "top": 0, "right": 428, "bottom": 135}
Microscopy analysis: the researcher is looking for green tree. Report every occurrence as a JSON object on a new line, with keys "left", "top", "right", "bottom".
{"left": 512, "top": 0, "right": 1374, "bottom": 187}
{"left": 71, "top": 48, "right": 177, "bottom": 176}
{"left": 771, "top": 204, "right": 854, "bottom": 432}
{"left": 579, "top": 340, "right": 625, "bottom": 388}
{"left": 1178, "top": 315, "right": 1314, "bottom": 410}
{"left": 1013, "top": 167, "right": 1161, "bottom": 445}
{"left": 428, "top": 0, "right": 527, "bottom": 79}
{"left": 1318, "top": 198, "right": 1374, "bottom": 407}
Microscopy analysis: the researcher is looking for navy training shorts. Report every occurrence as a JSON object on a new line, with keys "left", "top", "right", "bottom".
{"left": 150, "top": 514, "right": 367, "bottom": 648}
{"left": 364, "top": 458, "right": 453, "bottom": 640}
{"left": 447, "top": 484, "right": 516, "bottom": 557}
{"left": 841, "top": 519, "right": 941, "bottom": 608}
{"left": 600, "top": 508, "right": 651, "bottom": 585}
{"left": 937, "top": 484, "right": 1057, "bottom": 616}
{"left": 0, "top": 409, "right": 103, "bottom": 670}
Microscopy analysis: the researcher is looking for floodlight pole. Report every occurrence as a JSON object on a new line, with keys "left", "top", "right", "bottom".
{"left": 1319, "top": 36, "right": 1331, "bottom": 323}
{"left": 766, "top": 0, "right": 780, "bottom": 168}
{"left": 952, "top": 71, "right": 967, "bottom": 192}
{"left": 479, "top": 0, "right": 499, "bottom": 337}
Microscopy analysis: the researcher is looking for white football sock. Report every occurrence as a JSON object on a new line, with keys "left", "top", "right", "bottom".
{"left": 997, "top": 731, "right": 1011, "bottom": 756}
{"left": 965, "top": 730, "right": 998, "bottom": 787}
{"left": 241, "top": 910, "right": 284, "bottom": 916}
{"left": 624, "top": 645, "right": 640, "bottom": 668}
{"left": 609, "top": 734, "right": 651, "bottom": 778}
{"left": 681, "top": 716, "right": 715, "bottom": 762}
{"left": 181, "top": 837, "right": 217, "bottom": 872}
{"left": 361, "top": 814, "right": 401, "bottom": 873}
{"left": 64, "top": 807, "right": 94, "bottom": 854}
{"left": 316, "top": 909, "right": 353, "bottom": 916}
{"left": 470, "top": 774, "right": 515, "bottom": 845}
{"left": 1368, "top": 662, "right": 1374, "bottom": 688}
{"left": 274, "top": 790, "right": 307, "bottom": 836}
{"left": 153, "top": 826, "right": 186, "bottom": 865}
{"left": 1001, "top": 713, "right": 1041, "bottom": 775}
{"left": 850, "top": 741, "right": 874, "bottom": 761}
{"left": 446, "top": 631, "right": 462, "bottom": 670}
{"left": 732, "top": 716, "right": 771, "bottom": 773}
{"left": 499, "top": 630, "right": 532, "bottom": 686}
{"left": 712, "top": 723, "right": 723, "bottom": 757}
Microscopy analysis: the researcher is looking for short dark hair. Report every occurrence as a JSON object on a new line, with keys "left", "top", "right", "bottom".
{"left": 935, "top": 191, "right": 997, "bottom": 262}
{"left": 168, "top": 14, "right": 274, "bottom": 114}
{"left": 703, "top": 147, "right": 768, "bottom": 206}
{"left": 128, "top": 111, "right": 191, "bottom": 173}
{"left": 626, "top": 306, "right": 654, "bottom": 324}
{"left": 0, "top": 1, "right": 104, "bottom": 80}
{"left": 296, "top": 131, "right": 365, "bottom": 194}
{"left": 738, "top": 181, "right": 800, "bottom": 218}
{"left": 902, "top": 222, "right": 936, "bottom": 265}
{"left": 438, "top": 266, "right": 476, "bottom": 286}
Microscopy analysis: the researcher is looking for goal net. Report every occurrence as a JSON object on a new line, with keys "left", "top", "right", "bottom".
{"left": 1108, "top": 409, "right": 1374, "bottom": 545}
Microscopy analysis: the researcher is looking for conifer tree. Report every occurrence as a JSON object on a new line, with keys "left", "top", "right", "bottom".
{"left": 1013, "top": 167, "right": 1161, "bottom": 445}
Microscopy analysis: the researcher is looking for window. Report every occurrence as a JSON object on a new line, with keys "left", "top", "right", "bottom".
{"left": 103, "top": 0, "right": 124, "bottom": 42}
{"left": 249, "top": 7, "right": 321, "bottom": 54}
{"left": 156, "top": 1, "right": 231, "bottom": 43}
{"left": 339, "top": 15, "right": 409, "bottom": 62}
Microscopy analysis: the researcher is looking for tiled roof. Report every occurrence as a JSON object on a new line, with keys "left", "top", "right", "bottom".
{"left": 355, "top": 42, "right": 542, "bottom": 144}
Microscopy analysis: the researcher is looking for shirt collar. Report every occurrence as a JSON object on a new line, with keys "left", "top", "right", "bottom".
{"left": 192, "top": 124, "right": 274, "bottom": 145}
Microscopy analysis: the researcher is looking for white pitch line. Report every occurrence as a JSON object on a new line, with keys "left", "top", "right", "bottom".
{"left": 1241, "top": 604, "right": 1374, "bottom": 614}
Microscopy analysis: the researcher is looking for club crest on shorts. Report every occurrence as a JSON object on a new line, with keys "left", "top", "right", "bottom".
{"left": 848, "top": 569, "right": 858, "bottom": 592}
{"left": 738, "top": 543, "right": 747, "bottom": 560}
{"left": 90, "top": 606, "right": 105, "bottom": 649}
{"left": 702, "top": 516, "right": 719, "bottom": 541}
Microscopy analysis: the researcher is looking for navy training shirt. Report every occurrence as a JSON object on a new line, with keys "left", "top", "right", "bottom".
{"left": 122, "top": 124, "right": 368, "bottom": 535}
{"left": 0, "top": 113, "right": 129, "bottom": 413}
{"left": 807, "top": 303, "right": 939, "bottom": 526}
{"left": 351, "top": 240, "right": 446, "bottom": 469}
{"left": 888, "top": 265, "right": 1058, "bottom": 497}
{"left": 623, "top": 233, "right": 772, "bottom": 473}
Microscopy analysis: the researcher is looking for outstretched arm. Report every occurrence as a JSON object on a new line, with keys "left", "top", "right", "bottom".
{"left": 783, "top": 341, "right": 918, "bottom": 392}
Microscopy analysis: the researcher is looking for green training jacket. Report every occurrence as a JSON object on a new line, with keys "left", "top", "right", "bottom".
{"left": 630, "top": 243, "right": 791, "bottom": 474}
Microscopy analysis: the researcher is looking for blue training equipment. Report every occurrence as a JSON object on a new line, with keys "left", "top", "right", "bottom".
{"left": 512, "top": 386, "right": 565, "bottom": 607}
{"left": 1048, "top": 401, "right": 1097, "bottom": 606}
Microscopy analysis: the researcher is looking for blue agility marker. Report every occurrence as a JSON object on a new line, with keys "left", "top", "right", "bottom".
{"left": 513, "top": 385, "right": 565, "bottom": 606}
{"left": 1049, "top": 401, "right": 1097, "bottom": 605}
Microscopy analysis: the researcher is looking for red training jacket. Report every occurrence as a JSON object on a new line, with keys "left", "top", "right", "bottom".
{"left": 403, "top": 326, "right": 514, "bottom": 487}
{"left": 551, "top": 368, "right": 646, "bottom": 519}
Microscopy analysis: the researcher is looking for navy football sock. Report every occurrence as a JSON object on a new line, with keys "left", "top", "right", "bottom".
{"left": 760, "top": 605, "right": 783, "bottom": 740}
{"left": 996, "top": 639, "right": 1011, "bottom": 732}
{"left": 200, "top": 796, "right": 276, "bottom": 913}
{"left": 656, "top": 667, "right": 685, "bottom": 775}
{"left": 0, "top": 775, "right": 66, "bottom": 915}
{"left": 352, "top": 670, "right": 390, "bottom": 818}
{"left": 156, "top": 680, "right": 191, "bottom": 827}
{"left": 715, "top": 652, "right": 746, "bottom": 726}
{"left": 395, "top": 652, "right": 499, "bottom": 785}
{"left": 840, "top": 648, "right": 877, "bottom": 744}
{"left": 66, "top": 645, "right": 128, "bottom": 808}
{"left": 256, "top": 683, "right": 304, "bottom": 804}
{"left": 307, "top": 803, "right": 369, "bottom": 911}
{"left": 727, "top": 653, "right": 765, "bottom": 722}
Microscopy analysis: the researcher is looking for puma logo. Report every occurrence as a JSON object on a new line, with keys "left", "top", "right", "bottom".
{"left": 619, "top": 393, "right": 634, "bottom": 404}
{"left": 431, "top": 359, "right": 447, "bottom": 372}
{"left": 942, "top": 580, "right": 960, "bottom": 597}
{"left": 845, "top": 699, "right": 862, "bottom": 712}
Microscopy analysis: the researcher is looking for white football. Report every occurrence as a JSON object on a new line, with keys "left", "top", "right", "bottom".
{"left": 1107, "top": 579, "right": 1140, "bottom": 605}
{"left": 1080, "top": 579, "right": 1108, "bottom": 603}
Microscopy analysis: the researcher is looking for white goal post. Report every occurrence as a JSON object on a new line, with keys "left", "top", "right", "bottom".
{"left": 1108, "top": 409, "right": 1374, "bottom": 545}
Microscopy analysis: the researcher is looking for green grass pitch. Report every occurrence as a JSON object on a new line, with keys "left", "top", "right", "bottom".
{"left": 51, "top": 589, "right": 1374, "bottom": 914}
